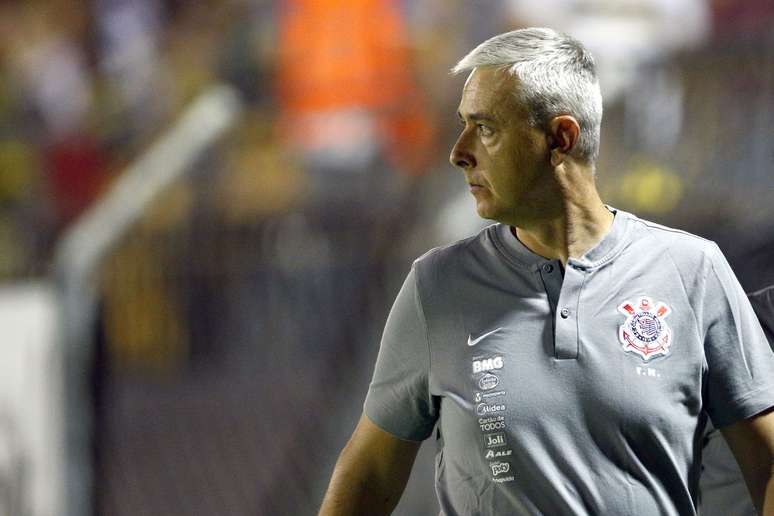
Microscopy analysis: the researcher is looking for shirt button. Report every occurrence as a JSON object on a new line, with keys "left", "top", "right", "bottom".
{"left": 542, "top": 263, "right": 554, "bottom": 273}
{"left": 560, "top": 307, "right": 570, "bottom": 318}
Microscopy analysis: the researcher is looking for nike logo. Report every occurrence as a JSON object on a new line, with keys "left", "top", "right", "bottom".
{"left": 467, "top": 327, "right": 504, "bottom": 346}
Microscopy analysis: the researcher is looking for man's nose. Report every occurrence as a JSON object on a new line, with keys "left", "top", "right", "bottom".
{"left": 449, "top": 132, "right": 477, "bottom": 170}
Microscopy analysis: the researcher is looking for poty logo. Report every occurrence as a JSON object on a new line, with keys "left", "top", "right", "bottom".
{"left": 472, "top": 356, "right": 503, "bottom": 374}
{"left": 490, "top": 462, "right": 510, "bottom": 476}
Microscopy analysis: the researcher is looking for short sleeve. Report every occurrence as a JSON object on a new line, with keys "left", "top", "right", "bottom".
{"left": 364, "top": 266, "right": 437, "bottom": 441}
{"left": 702, "top": 244, "right": 774, "bottom": 428}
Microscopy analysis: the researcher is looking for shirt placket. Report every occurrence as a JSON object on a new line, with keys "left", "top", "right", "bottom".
{"left": 539, "top": 261, "right": 587, "bottom": 360}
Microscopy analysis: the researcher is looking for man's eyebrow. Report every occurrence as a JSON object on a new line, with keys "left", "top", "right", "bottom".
{"left": 457, "top": 111, "right": 498, "bottom": 123}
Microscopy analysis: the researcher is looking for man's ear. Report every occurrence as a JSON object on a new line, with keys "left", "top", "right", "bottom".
{"left": 548, "top": 116, "right": 581, "bottom": 167}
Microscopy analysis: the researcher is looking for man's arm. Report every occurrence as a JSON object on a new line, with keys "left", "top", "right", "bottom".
{"left": 319, "top": 413, "right": 422, "bottom": 516}
{"left": 721, "top": 409, "right": 774, "bottom": 515}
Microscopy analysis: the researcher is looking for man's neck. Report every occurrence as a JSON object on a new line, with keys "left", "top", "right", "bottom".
{"left": 511, "top": 164, "right": 614, "bottom": 265}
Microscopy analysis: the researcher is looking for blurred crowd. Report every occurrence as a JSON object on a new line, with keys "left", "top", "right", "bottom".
{"left": 0, "top": 0, "right": 477, "bottom": 280}
{"left": 0, "top": 0, "right": 772, "bottom": 277}
{"left": 1, "top": 0, "right": 773, "bottom": 277}
{"left": 0, "top": 0, "right": 773, "bottom": 514}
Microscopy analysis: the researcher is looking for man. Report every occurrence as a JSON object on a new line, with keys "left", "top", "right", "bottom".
{"left": 319, "top": 28, "right": 774, "bottom": 515}
{"left": 700, "top": 285, "right": 774, "bottom": 516}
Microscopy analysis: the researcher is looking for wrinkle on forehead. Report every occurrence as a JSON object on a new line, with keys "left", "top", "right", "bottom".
{"left": 459, "top": 66, "right": 524, "bottom": 122}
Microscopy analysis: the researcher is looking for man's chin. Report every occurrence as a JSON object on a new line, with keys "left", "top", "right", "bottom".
{"left": 475, "top": 203, "right": 499, "bottom": 222}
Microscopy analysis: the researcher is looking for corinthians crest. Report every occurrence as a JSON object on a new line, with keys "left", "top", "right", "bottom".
{"left": 618, "top": 297, "right": 672, "bottom": 361}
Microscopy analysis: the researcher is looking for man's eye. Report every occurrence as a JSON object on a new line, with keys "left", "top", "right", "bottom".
{"left": 477, "top": 124, "right": 494, "bottom": 136}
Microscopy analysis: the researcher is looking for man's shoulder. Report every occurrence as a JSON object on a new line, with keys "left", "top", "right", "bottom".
{"left": 622, "top": 210, "right": 720, "bottom": 260}
{"left": 410, "top": 224, "right": 498, "bottom": 283}
{"left": 414, "top": 224, "right": 494, "bottom": 267}
{"left": 624, "top": 211, "right": 710, "bottom": 247}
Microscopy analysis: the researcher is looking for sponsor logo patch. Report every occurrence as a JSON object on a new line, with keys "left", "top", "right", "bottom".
{"left": 468, "top": 327, "right": 503, "bottom": 347}
{"left": 476, "top": 402, "right": 506, "bottom": 416}
{"left": 478, "top": 415, "right": 506, "bottom": 432}
{"left": 618, "top": 296, "right": 672, "bottom": 361}
{"left": 474, "top": 390, "right": 506, "bottom": 402}
{"left": 473, "top": 356, "right": 504, "bottom": 374}
{"left": 485, "top": 448, "right": 513, "bottom": 459}
{"left": 478, "top": 373, "right": 500, "bottom": 391}
{"left": 483, "top": 432, "right": 507, "bottom": 449}
{"left": 492, "top": 475, "right": 515, "bottom": 483}
{"left": 490, "top": 461, "right": 510, "bottom": 476}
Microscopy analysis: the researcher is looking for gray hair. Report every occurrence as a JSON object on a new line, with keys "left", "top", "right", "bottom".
{"left": 452, "top": 28, "right": 603, "bottom": 162}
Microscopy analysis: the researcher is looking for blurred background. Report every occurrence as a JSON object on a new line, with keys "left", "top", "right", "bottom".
{"left": 0, "top": 0, "right": 772, "bottom": 515}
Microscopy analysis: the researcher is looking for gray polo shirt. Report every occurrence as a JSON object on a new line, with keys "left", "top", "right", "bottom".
{"left": 364, "top": 208, "right": 774, "bottom": 515}
{"left": 699, "top": 285, "right": 774, "bottom": 516}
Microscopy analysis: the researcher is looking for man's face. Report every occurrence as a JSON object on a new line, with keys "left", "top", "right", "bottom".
{"left": 450, "top": 67, "right": 550, "bottom": 225}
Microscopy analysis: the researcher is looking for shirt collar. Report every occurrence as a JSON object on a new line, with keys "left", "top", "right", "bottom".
{"left": 491, "top": 206, "right": 631, "bottom": 271}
